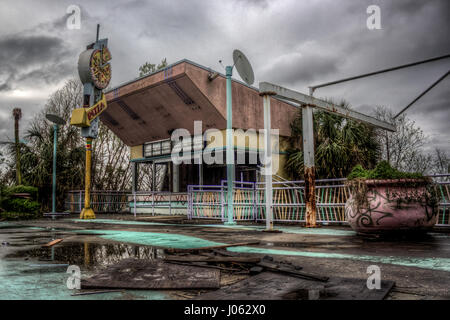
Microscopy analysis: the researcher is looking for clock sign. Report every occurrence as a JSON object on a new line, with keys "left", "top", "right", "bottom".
{"left": 78, "top": 46, "right": 112, "bottom": 90}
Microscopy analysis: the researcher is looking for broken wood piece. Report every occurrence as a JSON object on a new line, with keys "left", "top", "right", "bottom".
{"left": 42, "top": 238, "right": 63, "bottom": 247}
{"left": 212, "top": 249, "right": 241, "bottom": 257}
{"left": 257, "top": 260, "right": 328, "bottom": 282}
{"left": 164, "top": 256, "right": 260, "bottom": 264}
{"left": 71, "top": 290, "right": 122, "bottom": 296}
{"left": 82, "top": 259, "right": 220, "bottom": 290}
{"left": 165, "top": 241, "right": 260, "bottom": 254}
{"left": 164, "top": 260, "right": 242, "bottom": 272}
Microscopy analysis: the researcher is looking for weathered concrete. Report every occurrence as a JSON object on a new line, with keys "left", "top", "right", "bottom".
{"left": 1, "top": 216, "right": 449, "bottom": 299}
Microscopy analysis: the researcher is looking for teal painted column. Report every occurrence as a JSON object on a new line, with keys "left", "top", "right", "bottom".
{"left": 52, "top": 124, "right": 58, "bottom": 216}
{"left": 225, "top": 66, "right": 236, "bottom": 225}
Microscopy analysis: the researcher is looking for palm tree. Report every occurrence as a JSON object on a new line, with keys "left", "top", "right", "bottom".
{"left": 12, "top": 108, "right": 22, "bottom": 185}
{"left": 286, "top": 100, "right": 380, "bottom": 179}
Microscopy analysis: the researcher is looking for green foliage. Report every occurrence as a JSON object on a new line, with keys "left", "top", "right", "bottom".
{"left": 286, "top": 100, "right": 380, "bottom": 179}
{"left": 2, "top": 185, "right": 38, "bottom": 200}
{"left": 0, "top": 211, "right": 37, "bottom": 220}
{"left": 138, "top": 58, "right": 168, "bottom": 77}
{"left": 0, "top": 185, "right": 40, "bottom": 220}
{"left": 2, "top": 198, "right": 40, "bottom": 214}
{"left": 348, "top": 161, "right": 424, "bottom": 180}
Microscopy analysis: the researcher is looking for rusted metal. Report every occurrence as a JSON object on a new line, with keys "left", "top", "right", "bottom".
{"left": 304, "top": 166, "right": 317, "bottom": 228}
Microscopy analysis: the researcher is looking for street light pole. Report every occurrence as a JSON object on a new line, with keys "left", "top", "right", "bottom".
{"left": 45, "top": 114, "right": 65, "bottom": 219}
{"left": 52, "top": 124, "right": 58, "bottom": 215}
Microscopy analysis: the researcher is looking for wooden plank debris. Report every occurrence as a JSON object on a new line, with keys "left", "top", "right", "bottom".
{"left": 164, "top": 256, "right": 261, "bottom": 264}
{"left": 257, "top": 260, "right": 328, "bottom": 282}
{"left": 196, "top": 272, "right": 395, "bottom": 300}
{"left": 81, "top": 258, "right": 220, "bottom": 290}
{"left": 165, "top": 241, "right": 260, "bottom": 254}
{"left": 71, "top": 290, "right": 122, "bottom": 296}
{"left": 42, "top": 239, "right": 63, "bottom": 247}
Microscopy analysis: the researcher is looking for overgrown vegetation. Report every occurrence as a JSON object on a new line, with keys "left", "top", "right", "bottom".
{"left": 346, "top": 162, "right": 438, "bottom": 211}
{"left": 347, "top": 161, "right": 425, "bottom": 180}
{"left": 0, "top": 185, "right": 40, "bottom": 220}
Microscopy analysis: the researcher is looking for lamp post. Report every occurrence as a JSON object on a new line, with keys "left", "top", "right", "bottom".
{"left": 45, "top": 114, "right": 65, "bottom": 219}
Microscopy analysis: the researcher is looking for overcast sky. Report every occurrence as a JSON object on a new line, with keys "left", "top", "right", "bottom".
{"left": 0, "top": 0, "right": 449, "bottom": 152}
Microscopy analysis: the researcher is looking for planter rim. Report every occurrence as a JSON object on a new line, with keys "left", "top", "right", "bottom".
{"left": 347, "top": 178, "right": 432, "bottom": 186}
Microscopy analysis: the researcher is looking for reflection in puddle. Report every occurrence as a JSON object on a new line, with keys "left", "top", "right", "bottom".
{"left": 9, "top": 242, "right": 165, "bottom": 270}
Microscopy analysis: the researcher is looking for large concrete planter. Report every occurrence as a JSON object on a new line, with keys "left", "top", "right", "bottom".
{"left": 345, "top": 179, "right": 439, "bottom": 234}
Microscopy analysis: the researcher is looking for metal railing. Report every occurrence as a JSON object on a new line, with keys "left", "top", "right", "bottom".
{"left": 65, "top": 190, "right": 130, "bottom": 213}
{"left": 130, "top": 191, "right": 188, "bottom": 216}
{"left": 64, "top": 174, "right": 449, "bottom": 226}
{"left": 188, "top": 175, "right": 450, "bottom": 225}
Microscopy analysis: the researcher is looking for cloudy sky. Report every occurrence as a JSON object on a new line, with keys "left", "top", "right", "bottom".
{"left": 0, "top": 0, "right": 449, "bottom": 152}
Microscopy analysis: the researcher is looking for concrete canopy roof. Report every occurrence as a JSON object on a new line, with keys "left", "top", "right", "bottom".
{"left": 103, "top": 60, "right": 298, "bottom": 146}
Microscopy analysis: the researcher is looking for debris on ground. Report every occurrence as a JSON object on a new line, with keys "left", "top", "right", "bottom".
{"left": 81, "top": 258, "right": 220, "bottom": 290}
{"left": 196, "top": 272, "right": 395, "bottom": 300}
{"left": 79, "top": 244, "right": 395, "bottom": 299}
{"left": 164, "top": 241, "right": 260, "bottom": 254}
{"left": 42, "top": 239, "right": 63, "bottom": 247}
{"left": 71, "top": 290, "right": 123, "bottom": 296}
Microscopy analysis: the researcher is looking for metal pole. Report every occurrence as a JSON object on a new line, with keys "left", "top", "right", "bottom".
{"left": 51, "top": 124, "right": 58, "bottom": 218}
{"left": 394, "top": 70, "right": 450, "bottom": 119}
{"left": 309, "top": 54, "right": 450, "bottom": 93}
{"left": 263, "top": 95, "right": 273, "bottom": 230}
{"left": 80, "top": 137, "right": 95, "bottom": 219}
{"left": 304, "top": 88, "right": 317, "bottom": 228}
{"left": 225, "top": 65, "right": 236, "bottom": 225}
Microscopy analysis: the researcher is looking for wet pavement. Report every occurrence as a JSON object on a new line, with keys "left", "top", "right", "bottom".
{"left": 1, "top": 216, "right": 449, "bottom": 300}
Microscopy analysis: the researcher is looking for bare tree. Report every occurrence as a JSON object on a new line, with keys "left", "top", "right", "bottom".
{"left": 431, "top": 148, "right": 449, "bottom": 174}
{"left": 373, "top": 106, "right": 429, "bottom": 173}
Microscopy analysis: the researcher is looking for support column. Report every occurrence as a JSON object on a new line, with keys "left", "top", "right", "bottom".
{"left": 173, "top": 163, "right": 179, "bottom": 193}
{"left": 132, "top": 162, "right": 138, "bottom": 193}
{"left": 225, "top": 65, "right": 236, "bottom": 225}
{"left": 199, "top": 162, "right": 203, "bottom": 186}
{"left": 263, "top": 94, "right": 273, "bottom": 231}
{"left": 302, "top": 104, "right": 316, "bottom": 228}
{"left": 152, "top": 162, "right": 156, "bottom": 191}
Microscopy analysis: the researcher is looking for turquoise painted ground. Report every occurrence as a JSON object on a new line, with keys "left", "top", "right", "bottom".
{"left": 77, "top": 229, "right": 450, "bottom": 272}
{"left": 0, "top": 259, "right": 168, "bottom": 300}
{"left": 72, "top": 218, "right": 357, "bottom": 236}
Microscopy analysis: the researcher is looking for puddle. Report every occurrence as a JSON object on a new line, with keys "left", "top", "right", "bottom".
{"left": 8, "top": 242, "right": 165, "bottom": 270}
{"left": 0, "top": 242, "right": 170, "bottom": 300}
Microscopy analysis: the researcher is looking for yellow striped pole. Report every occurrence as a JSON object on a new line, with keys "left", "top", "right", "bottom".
{"left": 80, "top": 137, "right": 95, "bottom": 219}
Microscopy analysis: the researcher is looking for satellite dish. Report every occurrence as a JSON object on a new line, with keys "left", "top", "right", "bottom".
{"left": 233, "top": 49, "right": 254, "bottom": 86}
{"left": 46, "top": 114, "right": 66, "bottom": 125}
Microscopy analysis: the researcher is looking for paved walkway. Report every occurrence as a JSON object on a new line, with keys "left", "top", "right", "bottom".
{"left": 1, "top": 215, "right": 449, "bottom": 299}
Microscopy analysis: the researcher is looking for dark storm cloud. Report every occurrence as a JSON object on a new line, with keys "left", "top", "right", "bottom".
{"left": 260, "top": 49, "right": 343, "bottom": 85}
{"left": 0, "top": 0, "right": 448, "bottom": 154}
{"left": 0, "top": 35, "right": 69, "bottom": 91}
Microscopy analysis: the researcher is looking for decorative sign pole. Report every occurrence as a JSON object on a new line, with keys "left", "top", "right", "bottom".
{"left": 70, "top": 25, "right": 112, "bottom": 219}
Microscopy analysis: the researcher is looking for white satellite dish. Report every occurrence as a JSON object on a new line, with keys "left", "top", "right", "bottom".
{"left": 233, "top": 49, "right": 254, "bottom": 86}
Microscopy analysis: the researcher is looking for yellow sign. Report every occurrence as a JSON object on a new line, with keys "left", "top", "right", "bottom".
{"left": 70, "top": 94, "right": 108, "bottom": 127}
